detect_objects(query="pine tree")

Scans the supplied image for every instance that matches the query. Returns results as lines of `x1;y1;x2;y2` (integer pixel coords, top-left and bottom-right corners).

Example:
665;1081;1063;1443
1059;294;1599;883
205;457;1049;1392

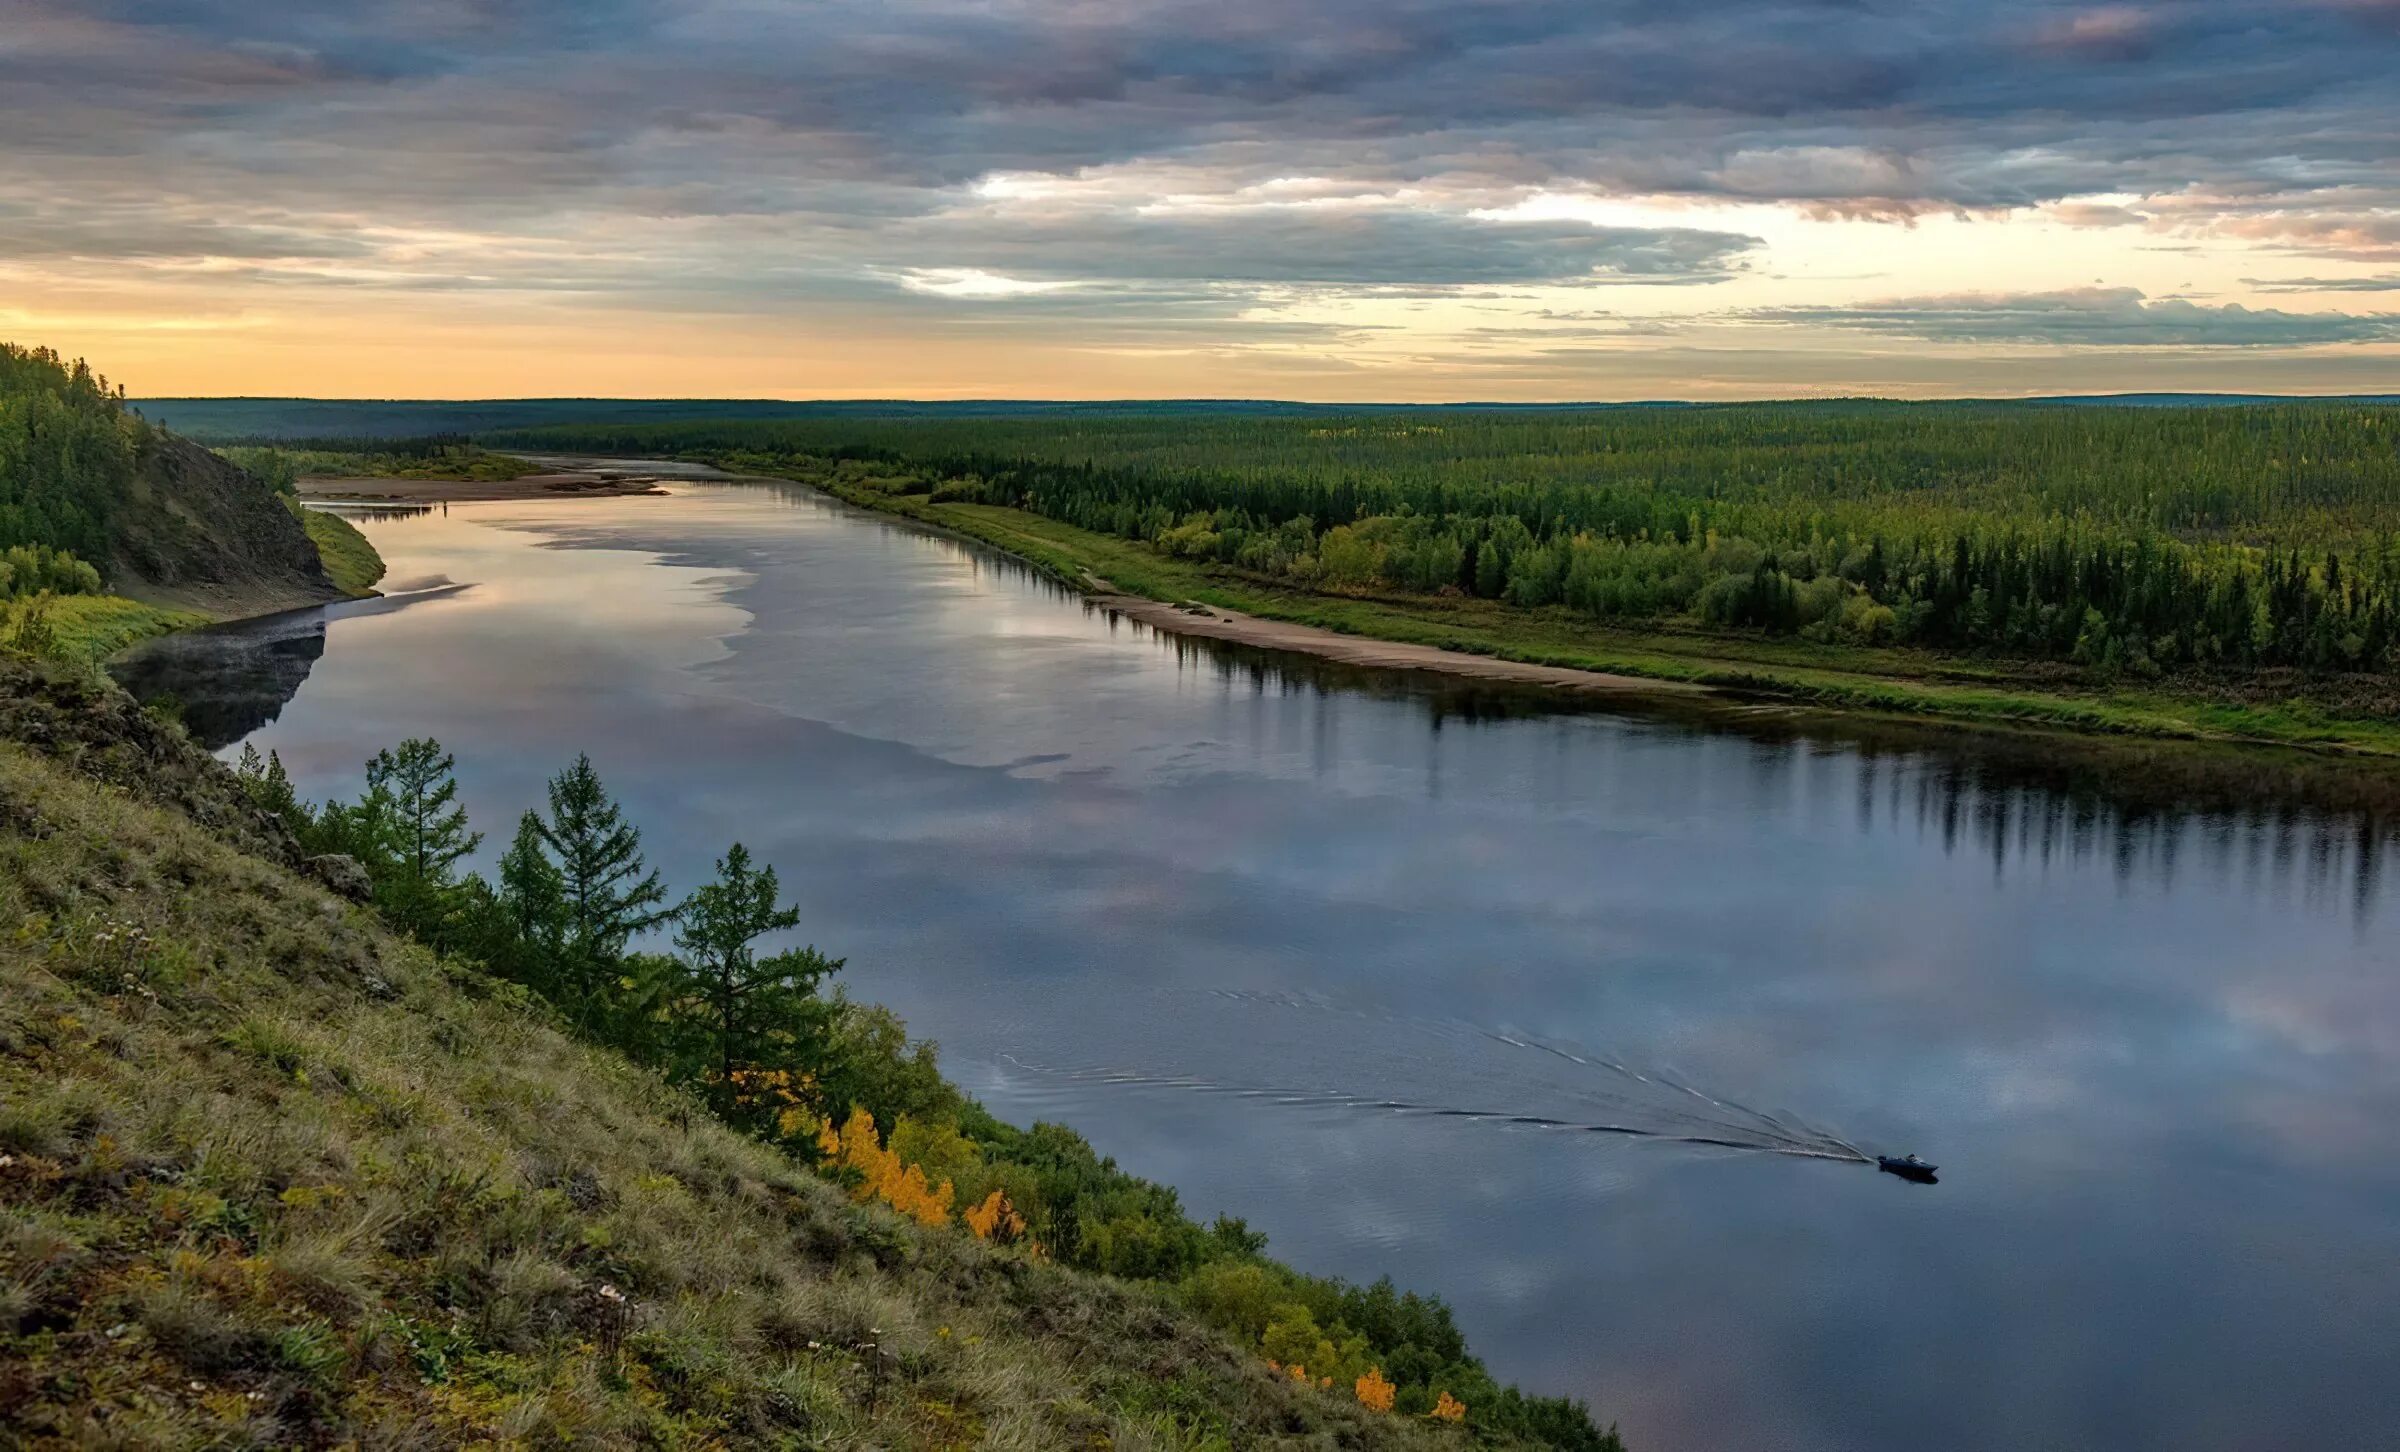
673;842;842;1116
493;809;568;991
360;738;480;940
534;753;670;1008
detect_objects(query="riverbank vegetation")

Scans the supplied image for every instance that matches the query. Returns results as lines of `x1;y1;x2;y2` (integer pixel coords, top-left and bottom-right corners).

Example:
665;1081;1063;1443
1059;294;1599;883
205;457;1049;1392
1;347;200;661
7;657;1593;1448
493;404;2400;752
208;731;1614;1445
4;341;382;662
218;437;539;490
291;503;386;597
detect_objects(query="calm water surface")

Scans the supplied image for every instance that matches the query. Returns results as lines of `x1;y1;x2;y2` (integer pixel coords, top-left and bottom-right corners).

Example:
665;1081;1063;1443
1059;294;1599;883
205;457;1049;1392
117;477;2400;1451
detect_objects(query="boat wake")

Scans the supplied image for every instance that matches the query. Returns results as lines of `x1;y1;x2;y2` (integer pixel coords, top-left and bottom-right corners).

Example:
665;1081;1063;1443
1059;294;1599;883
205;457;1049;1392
1000;989;1873;1167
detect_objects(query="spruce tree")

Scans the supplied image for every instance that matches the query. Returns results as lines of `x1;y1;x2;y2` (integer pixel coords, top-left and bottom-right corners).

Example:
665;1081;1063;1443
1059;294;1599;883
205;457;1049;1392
494;809;568;992
672;842;842;1115
367;738;480;888
534;753;670;1011
363;737;480;940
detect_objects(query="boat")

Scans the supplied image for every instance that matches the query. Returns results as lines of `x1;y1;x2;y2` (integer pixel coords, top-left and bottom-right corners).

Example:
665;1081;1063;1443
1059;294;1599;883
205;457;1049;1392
1877;1153;1939;1183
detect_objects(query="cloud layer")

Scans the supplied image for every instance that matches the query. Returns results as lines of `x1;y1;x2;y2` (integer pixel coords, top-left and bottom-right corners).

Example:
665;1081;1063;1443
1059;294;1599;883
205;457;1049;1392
3;0;2396;394
1752;289;2400;347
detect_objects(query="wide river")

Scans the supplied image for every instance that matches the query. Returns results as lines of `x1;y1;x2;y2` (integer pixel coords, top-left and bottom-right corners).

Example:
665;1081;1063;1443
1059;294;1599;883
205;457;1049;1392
116;471;2400;1451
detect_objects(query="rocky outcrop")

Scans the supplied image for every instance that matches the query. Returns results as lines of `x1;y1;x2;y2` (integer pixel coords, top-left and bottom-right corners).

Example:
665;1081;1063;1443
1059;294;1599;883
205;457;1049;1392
110;435;339;617
0;654;304;868
306;853;374;902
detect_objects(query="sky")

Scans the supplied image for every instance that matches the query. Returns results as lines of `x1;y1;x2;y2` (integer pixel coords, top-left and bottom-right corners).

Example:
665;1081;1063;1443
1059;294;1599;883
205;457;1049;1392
4;0;2399;401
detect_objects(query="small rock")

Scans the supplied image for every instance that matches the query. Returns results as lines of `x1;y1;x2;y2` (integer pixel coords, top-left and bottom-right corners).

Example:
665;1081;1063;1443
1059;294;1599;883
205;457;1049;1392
305;853;373;902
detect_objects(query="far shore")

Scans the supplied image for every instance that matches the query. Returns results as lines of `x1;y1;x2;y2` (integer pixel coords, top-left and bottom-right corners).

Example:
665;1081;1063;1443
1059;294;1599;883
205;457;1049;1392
296;466;672;505
1086;585;1704;697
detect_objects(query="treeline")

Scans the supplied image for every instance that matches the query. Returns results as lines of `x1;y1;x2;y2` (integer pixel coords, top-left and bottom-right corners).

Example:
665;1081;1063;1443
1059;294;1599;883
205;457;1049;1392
235;740;1614;1447
0;343;147;589
216;436;534;490
498;404;2400;675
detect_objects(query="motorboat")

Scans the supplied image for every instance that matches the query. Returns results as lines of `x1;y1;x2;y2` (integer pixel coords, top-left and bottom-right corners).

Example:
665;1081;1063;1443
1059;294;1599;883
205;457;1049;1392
1877;1153;1938;1183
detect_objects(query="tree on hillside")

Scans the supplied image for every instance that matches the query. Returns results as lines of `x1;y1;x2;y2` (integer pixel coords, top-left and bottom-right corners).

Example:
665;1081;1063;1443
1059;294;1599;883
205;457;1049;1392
233;743;311;839
533;753;670;1014
494;810;567;976
369;738;481;888
672;842;843;1121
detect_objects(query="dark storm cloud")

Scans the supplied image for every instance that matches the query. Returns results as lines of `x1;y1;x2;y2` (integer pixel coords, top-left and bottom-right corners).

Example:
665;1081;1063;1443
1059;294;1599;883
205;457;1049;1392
2;0;2397;312
1749;289;2400;347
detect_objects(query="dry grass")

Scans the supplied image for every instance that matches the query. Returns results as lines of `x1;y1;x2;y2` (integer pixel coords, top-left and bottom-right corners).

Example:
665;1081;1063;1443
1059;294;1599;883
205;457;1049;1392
0;693;1466;1448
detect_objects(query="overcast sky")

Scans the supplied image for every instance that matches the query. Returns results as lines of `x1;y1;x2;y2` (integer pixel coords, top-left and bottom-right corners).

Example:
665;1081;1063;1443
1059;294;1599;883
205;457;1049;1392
6;0;2398;399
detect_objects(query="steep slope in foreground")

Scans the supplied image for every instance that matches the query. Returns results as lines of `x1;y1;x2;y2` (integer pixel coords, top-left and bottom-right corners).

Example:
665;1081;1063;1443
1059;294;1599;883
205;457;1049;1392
0;662;1471;1450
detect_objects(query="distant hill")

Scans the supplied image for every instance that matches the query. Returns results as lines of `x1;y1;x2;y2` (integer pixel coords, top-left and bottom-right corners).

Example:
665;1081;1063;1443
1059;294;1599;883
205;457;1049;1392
131;396;1707;441
134;391;2400;443
5;345;337;619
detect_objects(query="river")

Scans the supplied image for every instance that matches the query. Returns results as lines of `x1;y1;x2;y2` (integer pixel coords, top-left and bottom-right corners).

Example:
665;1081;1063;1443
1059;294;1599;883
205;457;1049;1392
112;471;2400;1451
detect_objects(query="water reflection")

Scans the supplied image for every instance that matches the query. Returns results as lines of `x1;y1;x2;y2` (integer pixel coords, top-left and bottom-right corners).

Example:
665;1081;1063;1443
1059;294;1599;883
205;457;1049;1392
110;480;2400;1452
111;612;327;749
308;502;437;524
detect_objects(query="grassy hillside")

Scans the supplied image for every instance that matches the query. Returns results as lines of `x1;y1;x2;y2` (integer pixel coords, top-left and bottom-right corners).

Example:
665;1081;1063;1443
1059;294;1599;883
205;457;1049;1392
290;504;386;598
0;660;1599;1449
2;344;352;664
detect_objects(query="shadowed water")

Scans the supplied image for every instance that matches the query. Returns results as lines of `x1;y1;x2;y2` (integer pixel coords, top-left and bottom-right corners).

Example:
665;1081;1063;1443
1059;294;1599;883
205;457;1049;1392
113;478;2400;1452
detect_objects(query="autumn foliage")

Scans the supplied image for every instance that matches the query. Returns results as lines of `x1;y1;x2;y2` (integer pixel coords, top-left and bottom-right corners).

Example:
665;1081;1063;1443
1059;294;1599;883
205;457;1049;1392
819;1106;953;1226
1355;1366;1396;1412
963;1187;1029;1243
1432;1390;1467;1422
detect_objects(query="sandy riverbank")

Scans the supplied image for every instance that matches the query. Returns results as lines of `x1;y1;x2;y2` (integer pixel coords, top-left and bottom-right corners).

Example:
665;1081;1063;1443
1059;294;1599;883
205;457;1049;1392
296;465;672;504
1085;584;1706;697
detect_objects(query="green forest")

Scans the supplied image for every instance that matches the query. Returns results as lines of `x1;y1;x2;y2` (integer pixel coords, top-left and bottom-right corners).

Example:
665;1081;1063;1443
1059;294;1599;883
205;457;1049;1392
229;738;1613;1446
216;436;539;491
501;404;2400;679
0;344;146;596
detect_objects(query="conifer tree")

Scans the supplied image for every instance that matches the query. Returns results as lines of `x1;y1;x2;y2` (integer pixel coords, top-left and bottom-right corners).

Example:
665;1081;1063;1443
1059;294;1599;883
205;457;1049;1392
534;753;670;1008
673;842;842;1116
493;809;568;990
368;738;480;887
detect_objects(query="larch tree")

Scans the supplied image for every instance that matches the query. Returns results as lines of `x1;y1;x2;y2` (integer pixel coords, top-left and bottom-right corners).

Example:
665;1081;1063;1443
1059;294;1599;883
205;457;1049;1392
672;841;843;1117
362;737;480;942
533;753;670;1013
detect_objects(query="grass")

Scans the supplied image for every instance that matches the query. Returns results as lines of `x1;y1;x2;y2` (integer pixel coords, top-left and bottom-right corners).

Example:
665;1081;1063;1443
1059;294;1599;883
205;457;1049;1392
0;502;378;674
789;472;2400;758
0;657;1481;1450
291;501;388;597
1;595;206;667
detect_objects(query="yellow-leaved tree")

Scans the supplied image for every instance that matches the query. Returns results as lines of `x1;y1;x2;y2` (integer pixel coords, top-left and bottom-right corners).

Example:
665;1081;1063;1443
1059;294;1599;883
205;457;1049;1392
818;1107;953;1226
1355;1367;1396;1413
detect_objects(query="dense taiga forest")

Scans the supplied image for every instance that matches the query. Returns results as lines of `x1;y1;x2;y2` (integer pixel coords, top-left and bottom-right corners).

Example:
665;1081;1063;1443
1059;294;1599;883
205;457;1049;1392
501;405;2400;677
0;344;141;592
